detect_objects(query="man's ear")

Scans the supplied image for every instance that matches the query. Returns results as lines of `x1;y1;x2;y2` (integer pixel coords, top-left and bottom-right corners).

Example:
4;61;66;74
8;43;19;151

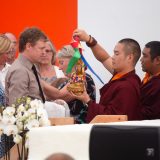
25;42;32;50
154;56;160;65
127;53;134;62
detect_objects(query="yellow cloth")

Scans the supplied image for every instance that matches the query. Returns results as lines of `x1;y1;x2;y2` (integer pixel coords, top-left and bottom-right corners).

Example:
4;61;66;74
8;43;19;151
142;72;160;84
111;73;127;81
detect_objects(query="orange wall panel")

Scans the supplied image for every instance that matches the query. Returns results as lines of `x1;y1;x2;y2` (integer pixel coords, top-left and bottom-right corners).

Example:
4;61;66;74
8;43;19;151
1;0;77;50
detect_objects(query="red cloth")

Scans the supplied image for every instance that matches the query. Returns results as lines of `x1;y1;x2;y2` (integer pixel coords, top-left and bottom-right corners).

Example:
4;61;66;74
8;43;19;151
86;70;142;122
141;75;160;119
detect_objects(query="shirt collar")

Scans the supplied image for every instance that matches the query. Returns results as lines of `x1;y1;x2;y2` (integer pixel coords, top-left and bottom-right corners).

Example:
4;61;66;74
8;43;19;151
1;63;11;72
19;54;34;70
19;54;40;74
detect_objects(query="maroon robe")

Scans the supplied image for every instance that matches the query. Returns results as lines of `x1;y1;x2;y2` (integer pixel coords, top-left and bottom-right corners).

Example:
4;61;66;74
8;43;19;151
86;70;141;123
141;75;160;119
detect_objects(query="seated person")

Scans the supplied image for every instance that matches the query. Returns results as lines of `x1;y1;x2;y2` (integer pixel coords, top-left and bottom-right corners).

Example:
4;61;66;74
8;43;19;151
57;45;96;123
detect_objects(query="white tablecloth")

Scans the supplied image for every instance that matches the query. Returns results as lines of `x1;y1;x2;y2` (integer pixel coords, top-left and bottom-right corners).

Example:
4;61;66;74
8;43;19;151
44;101;70;118
28;120;160;160
28;124;93;160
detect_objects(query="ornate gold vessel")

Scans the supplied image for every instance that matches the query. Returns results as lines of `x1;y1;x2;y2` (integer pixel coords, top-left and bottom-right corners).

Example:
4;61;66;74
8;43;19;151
67;59;85;96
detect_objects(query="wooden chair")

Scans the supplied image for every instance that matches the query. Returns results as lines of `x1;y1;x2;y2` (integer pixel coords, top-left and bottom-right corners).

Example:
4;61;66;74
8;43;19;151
49;117;75;126
90;115;128;124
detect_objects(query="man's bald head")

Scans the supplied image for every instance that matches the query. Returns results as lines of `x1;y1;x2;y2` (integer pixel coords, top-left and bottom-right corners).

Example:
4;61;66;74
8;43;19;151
5;32;17;44
45;153;74;160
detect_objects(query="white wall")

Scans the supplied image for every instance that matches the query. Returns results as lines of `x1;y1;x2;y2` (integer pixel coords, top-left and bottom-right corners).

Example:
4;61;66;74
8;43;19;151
78;0;160;101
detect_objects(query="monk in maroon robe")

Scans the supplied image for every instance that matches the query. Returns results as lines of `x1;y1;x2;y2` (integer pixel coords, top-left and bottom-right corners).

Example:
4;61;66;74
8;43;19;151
73;29;142;122
140;41;160;119
86;70;141;122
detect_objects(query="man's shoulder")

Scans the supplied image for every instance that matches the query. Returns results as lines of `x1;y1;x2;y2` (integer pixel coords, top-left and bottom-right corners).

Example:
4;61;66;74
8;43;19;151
8;59;25;72
151;75;160;83
6;59;29;79
117;73;140;90
123;71;140;84
143;75;160;90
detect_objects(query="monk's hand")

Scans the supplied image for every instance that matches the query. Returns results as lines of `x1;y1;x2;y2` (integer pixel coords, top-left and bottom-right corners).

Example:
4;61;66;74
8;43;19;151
70;86;91;104
73;29;90;42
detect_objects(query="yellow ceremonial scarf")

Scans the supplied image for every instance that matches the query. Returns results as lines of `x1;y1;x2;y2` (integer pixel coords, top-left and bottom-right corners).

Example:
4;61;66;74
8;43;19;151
142;72;160;84
111;72;128;81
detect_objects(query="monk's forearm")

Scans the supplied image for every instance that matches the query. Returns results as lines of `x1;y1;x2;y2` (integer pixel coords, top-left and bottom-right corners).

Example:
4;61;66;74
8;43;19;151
89;42;113;74
73;29;111;64
90;43;110;63
73;29;113;73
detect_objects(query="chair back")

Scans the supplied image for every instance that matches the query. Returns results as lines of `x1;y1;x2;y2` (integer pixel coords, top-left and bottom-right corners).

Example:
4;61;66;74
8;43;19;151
90;115;128;124
49;117;74;126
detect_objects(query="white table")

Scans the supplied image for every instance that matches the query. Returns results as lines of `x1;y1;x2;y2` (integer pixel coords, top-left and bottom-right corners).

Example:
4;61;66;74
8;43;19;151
28;120;160;160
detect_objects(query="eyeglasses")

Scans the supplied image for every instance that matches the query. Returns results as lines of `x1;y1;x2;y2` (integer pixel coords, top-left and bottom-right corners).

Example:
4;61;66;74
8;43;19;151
45;49;53;54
